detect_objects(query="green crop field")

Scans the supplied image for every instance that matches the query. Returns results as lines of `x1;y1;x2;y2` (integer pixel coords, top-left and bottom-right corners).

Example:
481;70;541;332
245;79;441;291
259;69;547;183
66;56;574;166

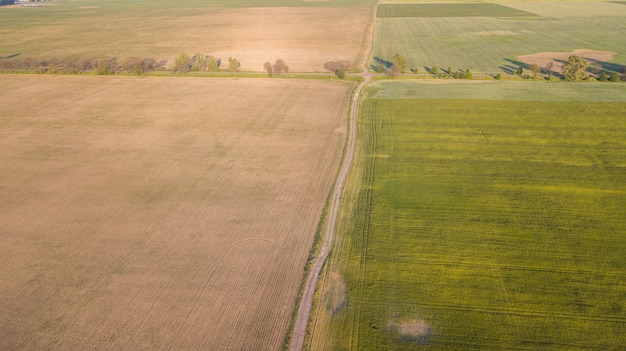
307;82;626;350
377;3;537;18
371;2;626;74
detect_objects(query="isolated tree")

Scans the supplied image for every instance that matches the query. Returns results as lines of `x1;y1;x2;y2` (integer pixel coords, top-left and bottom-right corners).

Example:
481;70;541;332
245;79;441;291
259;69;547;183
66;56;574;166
609;72;620;82
599;72;608;82
228;57;240;77
495;73;502;80
121;57;140;74
192;53;207;71
530;64;540;79
273;59;289;75
336;68;346;79
264;61;273;77
447;67;452;77
515;66;523;76
134;63;143;76
544;61;554;81
324;61;350;74
175;53;190;73
388;65;400;78
207;56;219;72
391;54;407;74
464;69;472;79
429;66;439;75
375;63;385;73
142;58;157;73
562;55;588;81
96;61;112;75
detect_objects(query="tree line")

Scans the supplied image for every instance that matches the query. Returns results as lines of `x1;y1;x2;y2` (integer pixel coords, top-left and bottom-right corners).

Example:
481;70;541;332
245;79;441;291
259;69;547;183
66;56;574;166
374;53;625;82
372;54;474;79
512;56;624;82
0;53;240;76
0;56;168;75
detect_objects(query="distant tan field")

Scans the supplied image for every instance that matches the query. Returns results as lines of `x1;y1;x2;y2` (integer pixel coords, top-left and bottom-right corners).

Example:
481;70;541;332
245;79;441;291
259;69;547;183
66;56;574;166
0;75;350;350
0;6;370;72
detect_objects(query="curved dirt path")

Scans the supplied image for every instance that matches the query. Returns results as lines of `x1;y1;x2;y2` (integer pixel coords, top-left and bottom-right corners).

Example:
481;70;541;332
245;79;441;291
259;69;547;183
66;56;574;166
289;3;378;351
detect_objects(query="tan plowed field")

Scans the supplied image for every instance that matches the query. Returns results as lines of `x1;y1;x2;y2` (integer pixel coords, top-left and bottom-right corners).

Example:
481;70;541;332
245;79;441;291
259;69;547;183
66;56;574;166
0;6;371;72
0;75;351;350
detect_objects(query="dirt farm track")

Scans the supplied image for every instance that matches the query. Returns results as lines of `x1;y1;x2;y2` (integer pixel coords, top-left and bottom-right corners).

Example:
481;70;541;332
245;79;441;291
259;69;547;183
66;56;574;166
0;75;351;350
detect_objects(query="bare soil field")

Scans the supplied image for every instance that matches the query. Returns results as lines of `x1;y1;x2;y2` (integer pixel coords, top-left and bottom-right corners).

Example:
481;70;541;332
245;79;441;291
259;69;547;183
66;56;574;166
0;6;370;72
0;75;351;350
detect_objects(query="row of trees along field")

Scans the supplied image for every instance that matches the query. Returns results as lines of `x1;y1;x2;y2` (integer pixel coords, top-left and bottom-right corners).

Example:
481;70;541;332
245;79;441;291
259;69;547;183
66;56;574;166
173;54;245;76
376;54;625;82
515;56;625;82
0;53;241;76
173;53;221;73
374;53;474;79
0;56;168;75
0;53;342;78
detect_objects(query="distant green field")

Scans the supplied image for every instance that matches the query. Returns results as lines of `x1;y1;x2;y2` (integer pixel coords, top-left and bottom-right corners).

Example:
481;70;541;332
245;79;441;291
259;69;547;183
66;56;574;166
377;3;536;18
371;2;626;74
308;84;626;350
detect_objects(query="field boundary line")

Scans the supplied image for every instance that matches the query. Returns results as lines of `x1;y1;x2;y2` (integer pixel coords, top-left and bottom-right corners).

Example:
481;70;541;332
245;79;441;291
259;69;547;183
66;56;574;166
288;2;379;350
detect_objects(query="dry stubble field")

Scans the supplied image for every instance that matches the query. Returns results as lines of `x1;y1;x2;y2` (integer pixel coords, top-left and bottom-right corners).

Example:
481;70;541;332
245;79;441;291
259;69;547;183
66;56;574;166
0;5;371;72
0;75;351;350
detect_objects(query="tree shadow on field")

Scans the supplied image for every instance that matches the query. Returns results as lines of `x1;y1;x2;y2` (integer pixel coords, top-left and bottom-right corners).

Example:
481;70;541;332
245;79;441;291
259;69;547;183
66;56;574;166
1;53;21;59
372;56;393;70
499;64;517;74
586;58;625;74
504;58;529;70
